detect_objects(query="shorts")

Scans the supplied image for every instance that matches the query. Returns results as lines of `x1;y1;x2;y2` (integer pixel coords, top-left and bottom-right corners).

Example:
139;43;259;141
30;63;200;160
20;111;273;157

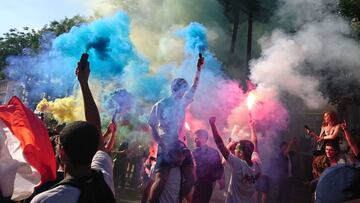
155;141;194;173
256;175;270;193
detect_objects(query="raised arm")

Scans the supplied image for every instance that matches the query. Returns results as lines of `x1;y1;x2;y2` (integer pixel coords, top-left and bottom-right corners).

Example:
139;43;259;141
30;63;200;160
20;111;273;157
76;53;102;148
184;55;204;101
250;122;258;153
209;116;230;160
341;120;359;156
103;120;117;153
284;137;295;155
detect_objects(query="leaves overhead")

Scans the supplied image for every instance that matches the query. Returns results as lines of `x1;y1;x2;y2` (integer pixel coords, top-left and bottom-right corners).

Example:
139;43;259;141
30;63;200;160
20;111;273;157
0;15;88;79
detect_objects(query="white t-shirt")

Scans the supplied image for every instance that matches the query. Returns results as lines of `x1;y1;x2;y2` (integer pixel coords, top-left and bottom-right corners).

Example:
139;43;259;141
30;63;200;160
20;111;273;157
30;151;114;203
149;165;181;203
148;94;193;150
226;154;261;203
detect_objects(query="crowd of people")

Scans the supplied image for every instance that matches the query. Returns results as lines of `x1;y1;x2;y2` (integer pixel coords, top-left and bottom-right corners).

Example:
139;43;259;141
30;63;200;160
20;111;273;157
0;53;360;203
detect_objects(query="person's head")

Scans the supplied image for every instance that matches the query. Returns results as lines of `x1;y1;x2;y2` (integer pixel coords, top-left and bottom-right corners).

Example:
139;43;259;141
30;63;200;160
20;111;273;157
235;140;254;160
118;141;129;151
58;121;99;168
171;78;189;98
194;129;208;147
316;165;360;202
279;141;288;154
312;155;330;178
324;142;338;159
322;111;337;126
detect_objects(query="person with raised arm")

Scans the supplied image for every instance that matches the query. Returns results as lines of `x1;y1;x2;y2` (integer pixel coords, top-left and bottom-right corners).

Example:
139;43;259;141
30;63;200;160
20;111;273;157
191;129;224;203
209;116;260;203
31;54;116;203
148;55;204;203
341;120;360;161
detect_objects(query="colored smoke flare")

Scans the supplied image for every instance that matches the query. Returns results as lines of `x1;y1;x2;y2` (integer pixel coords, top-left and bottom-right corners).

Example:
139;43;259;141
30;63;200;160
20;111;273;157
185;122;191;131
246;92;256;111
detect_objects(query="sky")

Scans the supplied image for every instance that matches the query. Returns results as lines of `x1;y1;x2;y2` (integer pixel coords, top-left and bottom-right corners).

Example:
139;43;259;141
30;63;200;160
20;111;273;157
0;0;91;34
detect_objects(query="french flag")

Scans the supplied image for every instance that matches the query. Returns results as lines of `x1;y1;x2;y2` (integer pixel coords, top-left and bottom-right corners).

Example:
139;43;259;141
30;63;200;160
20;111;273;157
0;96;56;201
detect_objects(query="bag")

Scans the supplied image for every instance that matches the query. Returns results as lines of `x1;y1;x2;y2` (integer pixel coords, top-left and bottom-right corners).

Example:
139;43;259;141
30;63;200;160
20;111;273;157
52;169;116;203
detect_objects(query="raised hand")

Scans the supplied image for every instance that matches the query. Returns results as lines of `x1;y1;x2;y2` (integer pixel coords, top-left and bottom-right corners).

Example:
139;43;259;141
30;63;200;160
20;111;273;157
341;120;348;131
197;54;204;71
209;116;216;124
108;120;117;134
75;53;90;85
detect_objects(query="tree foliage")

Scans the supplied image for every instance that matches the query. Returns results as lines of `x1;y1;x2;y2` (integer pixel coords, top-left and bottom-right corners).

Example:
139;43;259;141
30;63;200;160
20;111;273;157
322;0;360;108
339;0;360;38
0;15;88;79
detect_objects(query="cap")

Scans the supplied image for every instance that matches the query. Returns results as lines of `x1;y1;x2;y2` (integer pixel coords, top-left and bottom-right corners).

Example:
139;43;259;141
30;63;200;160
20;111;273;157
316;164;360;203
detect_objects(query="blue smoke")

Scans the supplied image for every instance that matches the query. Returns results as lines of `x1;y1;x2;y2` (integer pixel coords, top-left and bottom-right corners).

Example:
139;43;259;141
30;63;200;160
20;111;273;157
5;12;150;108
177;22;208;54
53;12;141;77
5;12;218;115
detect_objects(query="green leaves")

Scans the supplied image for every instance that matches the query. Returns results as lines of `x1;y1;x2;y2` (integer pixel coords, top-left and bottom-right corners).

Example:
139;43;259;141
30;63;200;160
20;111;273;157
0;15;88;78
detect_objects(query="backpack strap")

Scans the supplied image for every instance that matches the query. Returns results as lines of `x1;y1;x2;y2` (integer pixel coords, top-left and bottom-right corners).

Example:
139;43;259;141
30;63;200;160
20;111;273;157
50;176;81;190
50;169;116;203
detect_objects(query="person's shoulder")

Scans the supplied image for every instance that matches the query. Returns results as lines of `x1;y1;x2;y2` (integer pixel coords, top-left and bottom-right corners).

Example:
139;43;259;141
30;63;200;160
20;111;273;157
92;151;113;168
151;98;167;108
251;152;262;165
158;97;171;104
91;150;115;194
192;147;200;153
227;153;242;164
208;146;220;154
31;185;79;203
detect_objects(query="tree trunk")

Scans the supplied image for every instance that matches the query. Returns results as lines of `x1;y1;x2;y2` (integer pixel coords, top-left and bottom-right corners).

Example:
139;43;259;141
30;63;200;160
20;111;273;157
230;10;240;53
246;12;253;77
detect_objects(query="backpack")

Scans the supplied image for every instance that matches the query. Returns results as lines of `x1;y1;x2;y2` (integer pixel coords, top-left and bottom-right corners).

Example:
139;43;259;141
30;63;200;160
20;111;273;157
52;169;116;203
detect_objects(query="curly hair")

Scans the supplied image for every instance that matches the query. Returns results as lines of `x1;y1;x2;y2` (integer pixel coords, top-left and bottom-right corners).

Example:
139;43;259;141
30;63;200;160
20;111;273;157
312;155;330;178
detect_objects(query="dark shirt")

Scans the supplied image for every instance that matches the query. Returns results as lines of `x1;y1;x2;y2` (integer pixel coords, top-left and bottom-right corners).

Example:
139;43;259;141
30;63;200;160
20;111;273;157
277;151;295;178
192;146;224;183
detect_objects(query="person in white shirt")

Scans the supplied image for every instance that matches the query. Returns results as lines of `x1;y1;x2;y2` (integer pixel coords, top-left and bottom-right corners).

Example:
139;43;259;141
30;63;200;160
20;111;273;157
209;116;261;203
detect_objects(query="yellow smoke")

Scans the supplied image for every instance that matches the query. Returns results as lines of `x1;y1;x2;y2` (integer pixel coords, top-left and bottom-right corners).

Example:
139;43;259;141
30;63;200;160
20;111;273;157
36;97;83;123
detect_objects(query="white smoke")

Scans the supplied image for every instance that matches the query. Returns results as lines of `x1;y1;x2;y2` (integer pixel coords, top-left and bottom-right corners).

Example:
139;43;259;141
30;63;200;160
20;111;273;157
250;0;360;109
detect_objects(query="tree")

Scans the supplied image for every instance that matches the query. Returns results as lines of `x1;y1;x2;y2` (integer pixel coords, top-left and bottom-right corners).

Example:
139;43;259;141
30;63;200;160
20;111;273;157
0;15;88;79
218;0;276;86
339;0;360;38
320;0;360;108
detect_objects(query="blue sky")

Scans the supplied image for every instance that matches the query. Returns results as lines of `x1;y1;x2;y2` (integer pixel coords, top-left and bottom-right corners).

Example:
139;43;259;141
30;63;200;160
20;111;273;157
0;0;91;34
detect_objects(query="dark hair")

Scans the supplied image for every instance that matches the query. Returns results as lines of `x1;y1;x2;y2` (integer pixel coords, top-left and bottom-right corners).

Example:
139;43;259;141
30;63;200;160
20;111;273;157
238;140;254;159
171;78;189;93
59;121;99;165
325;141;339;151
118;141;129;151
195;129;209;140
